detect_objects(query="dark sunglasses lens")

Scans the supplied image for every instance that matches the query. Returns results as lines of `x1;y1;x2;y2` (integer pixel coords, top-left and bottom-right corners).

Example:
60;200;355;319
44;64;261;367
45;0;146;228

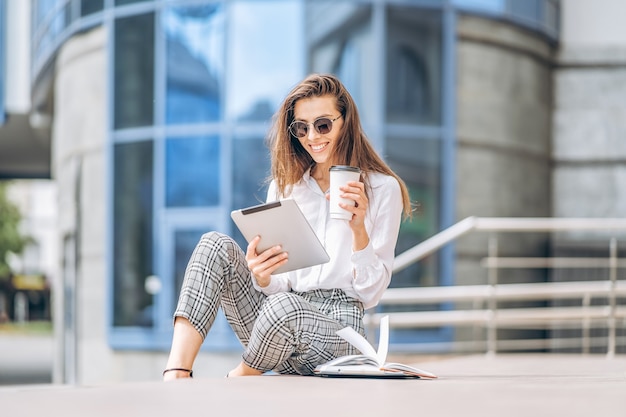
314;118;333;134
290;122;308;138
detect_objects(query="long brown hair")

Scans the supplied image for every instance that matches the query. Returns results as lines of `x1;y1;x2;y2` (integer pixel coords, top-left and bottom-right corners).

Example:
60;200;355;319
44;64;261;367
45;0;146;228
267;73;413;219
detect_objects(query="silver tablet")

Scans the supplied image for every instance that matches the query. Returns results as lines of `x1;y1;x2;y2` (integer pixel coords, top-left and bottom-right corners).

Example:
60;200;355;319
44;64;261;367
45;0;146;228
230;198;330;274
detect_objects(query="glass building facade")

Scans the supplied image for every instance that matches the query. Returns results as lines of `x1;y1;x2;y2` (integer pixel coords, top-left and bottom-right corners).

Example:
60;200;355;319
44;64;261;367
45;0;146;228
0;0;5;125
31;0;559;351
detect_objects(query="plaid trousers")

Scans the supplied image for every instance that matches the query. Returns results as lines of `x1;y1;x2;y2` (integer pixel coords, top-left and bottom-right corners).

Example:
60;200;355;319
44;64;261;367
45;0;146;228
174;231;364;375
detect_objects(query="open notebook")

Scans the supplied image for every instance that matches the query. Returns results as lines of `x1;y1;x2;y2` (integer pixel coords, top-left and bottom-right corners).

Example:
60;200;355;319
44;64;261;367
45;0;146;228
314;316;437;379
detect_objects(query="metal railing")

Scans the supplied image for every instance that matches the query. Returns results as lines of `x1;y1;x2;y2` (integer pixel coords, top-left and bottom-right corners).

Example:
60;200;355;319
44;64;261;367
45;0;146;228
367;217;626;356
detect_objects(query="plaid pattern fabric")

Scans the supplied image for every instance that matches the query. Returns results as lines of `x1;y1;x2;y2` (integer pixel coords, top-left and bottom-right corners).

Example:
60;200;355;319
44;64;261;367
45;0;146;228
174;232;265;342
245;289;364;375
174;232;365;375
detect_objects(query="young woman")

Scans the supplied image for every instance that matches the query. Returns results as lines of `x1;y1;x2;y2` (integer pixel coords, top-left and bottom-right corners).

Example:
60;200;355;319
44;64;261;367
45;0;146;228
163;73;412;380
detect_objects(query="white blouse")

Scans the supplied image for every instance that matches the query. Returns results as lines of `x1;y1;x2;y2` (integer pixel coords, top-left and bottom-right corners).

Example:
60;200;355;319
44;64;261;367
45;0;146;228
251;169;403;310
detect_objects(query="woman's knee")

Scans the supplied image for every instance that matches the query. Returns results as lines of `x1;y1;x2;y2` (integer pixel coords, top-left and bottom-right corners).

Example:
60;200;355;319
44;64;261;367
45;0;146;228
201;231;235;248
198;232;240;261
260;292;307;320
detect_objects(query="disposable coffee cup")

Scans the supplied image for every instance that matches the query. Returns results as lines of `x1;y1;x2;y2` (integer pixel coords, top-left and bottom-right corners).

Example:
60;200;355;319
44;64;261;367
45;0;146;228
329;165;361;220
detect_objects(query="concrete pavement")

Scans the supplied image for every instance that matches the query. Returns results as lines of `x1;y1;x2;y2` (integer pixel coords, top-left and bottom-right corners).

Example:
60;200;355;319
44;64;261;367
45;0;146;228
0;354;624;417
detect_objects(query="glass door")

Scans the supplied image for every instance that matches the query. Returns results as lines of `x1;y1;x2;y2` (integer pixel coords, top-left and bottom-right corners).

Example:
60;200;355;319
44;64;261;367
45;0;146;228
157;214;239;351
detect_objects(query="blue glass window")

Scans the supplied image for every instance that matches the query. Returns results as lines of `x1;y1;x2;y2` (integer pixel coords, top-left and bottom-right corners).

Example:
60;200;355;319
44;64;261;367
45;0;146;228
231;136;270;210
308;2;374;122
231;135;270;246
0;0;5;125
114;13;155;129
227;1;303;121
34;0;56;28
116;0;150;5
165;135;220;207
386;6;443;290
164;5;224;124
81;0;104;16
387;6;442;125
113;140;154;327
387;136;441;286
509;0;542;22
452;0;505;12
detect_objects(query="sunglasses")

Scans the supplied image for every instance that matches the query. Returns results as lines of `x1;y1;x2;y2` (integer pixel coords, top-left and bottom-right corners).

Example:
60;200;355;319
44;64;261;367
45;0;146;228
288;115;342;138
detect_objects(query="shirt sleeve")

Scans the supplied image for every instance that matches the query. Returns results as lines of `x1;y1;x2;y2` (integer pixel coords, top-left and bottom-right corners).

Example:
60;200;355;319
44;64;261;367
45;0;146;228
251;271;290;294
350;176;403;309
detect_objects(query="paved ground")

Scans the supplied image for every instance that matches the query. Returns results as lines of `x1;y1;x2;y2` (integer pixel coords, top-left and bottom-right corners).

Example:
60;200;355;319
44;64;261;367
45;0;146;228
1;354;624;417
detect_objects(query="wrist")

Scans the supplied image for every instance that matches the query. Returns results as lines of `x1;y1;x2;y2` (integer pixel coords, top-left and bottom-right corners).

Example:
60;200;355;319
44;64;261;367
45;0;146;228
252;272;271;288
352;229;369;252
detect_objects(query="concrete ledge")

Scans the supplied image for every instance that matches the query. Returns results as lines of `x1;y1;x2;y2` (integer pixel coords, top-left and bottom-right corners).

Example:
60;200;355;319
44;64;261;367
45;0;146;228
1;355;624;417
0;334;52;385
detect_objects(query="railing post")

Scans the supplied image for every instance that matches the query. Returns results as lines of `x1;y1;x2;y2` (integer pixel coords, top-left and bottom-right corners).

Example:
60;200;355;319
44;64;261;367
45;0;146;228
582;293;590;354
607;238;617;358
487;237;498;356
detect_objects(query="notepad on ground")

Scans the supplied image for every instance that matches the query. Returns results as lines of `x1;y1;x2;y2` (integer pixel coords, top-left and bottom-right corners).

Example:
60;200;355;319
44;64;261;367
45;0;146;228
230;198;330;274
314;316;437;379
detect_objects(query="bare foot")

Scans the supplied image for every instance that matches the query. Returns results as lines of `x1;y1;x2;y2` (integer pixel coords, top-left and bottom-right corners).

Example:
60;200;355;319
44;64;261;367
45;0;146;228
227;362;263;377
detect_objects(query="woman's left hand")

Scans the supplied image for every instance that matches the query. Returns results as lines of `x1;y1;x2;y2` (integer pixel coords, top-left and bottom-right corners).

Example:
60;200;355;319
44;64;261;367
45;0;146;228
341;180;367;228
327;180;370;251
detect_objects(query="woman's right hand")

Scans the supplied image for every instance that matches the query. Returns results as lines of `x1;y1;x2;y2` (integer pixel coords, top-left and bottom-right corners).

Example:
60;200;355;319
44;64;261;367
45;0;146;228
245;235;289;287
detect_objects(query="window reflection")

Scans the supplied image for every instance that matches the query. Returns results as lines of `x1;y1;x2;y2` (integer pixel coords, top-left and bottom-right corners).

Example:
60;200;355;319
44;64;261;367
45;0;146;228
115;0;150;5
387;136;441;288
227;1;303;121
63;2;72;26
114;13;154;129
231;137;270;208
113;141;154;327
35;0;56;28
452;0;505;12
509;0;542;22
0;1;4;125
386;6;442;125
166;135;220;207
308;3;373;120
164;5;224;124
81;0;104;16
231;136;270;246
52;8;67;40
